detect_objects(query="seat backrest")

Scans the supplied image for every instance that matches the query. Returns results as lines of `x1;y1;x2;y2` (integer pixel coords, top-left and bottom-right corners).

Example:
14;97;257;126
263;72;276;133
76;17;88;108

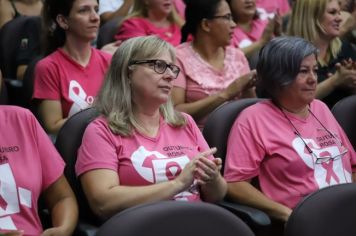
96;17;122;49
96;201;255;236
54;107;100;225
203;98;261;164
22;56;42;110
247;51;259;70
0;77;8;105
331;95;356;150
0;16;41;79
284;183;356;236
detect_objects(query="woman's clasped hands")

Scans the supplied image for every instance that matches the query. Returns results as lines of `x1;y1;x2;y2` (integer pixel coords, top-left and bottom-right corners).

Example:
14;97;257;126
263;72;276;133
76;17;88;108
174;147;222;189
220;70;257;101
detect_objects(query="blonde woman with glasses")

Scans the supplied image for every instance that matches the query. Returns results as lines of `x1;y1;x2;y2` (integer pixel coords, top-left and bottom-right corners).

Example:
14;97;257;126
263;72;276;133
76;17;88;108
75;36;227;220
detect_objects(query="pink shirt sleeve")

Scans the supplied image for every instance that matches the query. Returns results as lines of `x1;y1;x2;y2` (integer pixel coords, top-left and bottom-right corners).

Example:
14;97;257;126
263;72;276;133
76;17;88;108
224;113;265;182
76;118;119;176
33;57;61;100
184;113;212;154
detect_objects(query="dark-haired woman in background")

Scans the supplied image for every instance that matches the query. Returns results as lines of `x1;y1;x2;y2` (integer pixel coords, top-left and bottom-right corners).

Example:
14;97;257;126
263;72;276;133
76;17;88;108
33;0;111;135
172;0;256;129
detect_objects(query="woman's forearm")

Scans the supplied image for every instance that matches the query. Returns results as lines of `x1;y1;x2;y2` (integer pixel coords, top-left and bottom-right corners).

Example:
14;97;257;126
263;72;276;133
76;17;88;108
315;74;338;99
200;174;227;203
227;181;292;222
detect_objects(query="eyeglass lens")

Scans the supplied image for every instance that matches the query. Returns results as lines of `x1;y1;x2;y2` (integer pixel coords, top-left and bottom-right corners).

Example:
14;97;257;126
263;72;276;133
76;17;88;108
154;60;180;77
212;13;232;21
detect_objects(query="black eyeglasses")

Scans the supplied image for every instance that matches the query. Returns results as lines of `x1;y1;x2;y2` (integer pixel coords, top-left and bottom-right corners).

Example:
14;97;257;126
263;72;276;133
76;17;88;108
129;59;180;79
210;13;233;21
280;107;348;164
314;148;348;164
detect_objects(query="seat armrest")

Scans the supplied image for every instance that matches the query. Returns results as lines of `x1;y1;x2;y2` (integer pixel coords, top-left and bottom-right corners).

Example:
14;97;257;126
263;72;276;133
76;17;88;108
75;221;99;236
217;200;271;227
4;78;23;88
3;78;25;106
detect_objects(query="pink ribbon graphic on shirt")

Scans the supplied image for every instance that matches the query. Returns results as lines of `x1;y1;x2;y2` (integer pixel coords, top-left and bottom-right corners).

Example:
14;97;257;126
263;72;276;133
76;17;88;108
320;152;340;185
0;181;7;210
165;161;182;180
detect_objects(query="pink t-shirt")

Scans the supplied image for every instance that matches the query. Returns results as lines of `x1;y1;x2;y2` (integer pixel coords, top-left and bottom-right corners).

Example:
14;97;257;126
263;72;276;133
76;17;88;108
33;48;111;118
0;106;65;235
256;0;290;19
224;100;356;209
173;42;250;128
231;18;269;48
76;113;212;201
114;17;181;46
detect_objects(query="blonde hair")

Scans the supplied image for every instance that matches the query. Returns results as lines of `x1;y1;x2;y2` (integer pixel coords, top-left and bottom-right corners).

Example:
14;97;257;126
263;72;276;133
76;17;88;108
95;36;186;136
124;0;184;27
287;0;341;65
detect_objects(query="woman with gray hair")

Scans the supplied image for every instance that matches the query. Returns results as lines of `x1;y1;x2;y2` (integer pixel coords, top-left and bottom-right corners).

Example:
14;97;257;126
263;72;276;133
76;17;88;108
75;35;227;220
224;36;356;227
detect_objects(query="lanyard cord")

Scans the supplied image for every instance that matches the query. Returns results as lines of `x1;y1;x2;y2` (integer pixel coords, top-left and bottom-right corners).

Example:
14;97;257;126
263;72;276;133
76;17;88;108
278;106;314;154
274;101;344;152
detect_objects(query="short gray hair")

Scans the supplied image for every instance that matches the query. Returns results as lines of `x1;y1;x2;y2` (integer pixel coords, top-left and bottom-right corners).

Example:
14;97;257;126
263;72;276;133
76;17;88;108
256;36;318;100
95;36;186;136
